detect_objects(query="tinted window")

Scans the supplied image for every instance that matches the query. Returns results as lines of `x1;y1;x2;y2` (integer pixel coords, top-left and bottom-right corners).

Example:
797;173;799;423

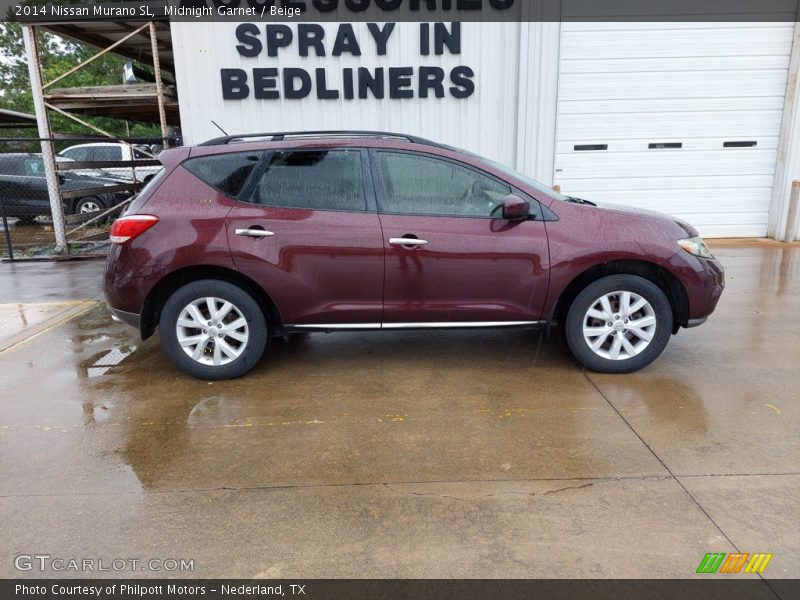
94;146;122;162
252;150;366;212
0;157;24;176
376;152;511;217
61;147;90;162
468;152;570;202
183;152;260;197
23;157;45;177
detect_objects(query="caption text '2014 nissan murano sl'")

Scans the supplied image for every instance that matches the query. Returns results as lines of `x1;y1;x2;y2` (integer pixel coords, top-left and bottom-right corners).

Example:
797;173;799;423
104;131;725;380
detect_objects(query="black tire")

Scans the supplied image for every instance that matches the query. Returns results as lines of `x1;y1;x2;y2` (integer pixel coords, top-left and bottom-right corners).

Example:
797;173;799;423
564;275;672;374
74;196;105;215
159;280;268;380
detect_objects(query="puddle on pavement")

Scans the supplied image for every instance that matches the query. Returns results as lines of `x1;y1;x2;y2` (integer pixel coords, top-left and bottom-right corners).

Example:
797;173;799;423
72;305;140;378
86;345;138;378
0;302;83;346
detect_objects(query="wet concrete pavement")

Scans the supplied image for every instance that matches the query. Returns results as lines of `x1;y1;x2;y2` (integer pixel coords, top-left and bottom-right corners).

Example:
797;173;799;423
0;241;798;580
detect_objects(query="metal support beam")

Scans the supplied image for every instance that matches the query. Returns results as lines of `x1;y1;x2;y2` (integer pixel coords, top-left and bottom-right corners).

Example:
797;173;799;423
45;101;156;160
149;22;169;149
785;181;800;242
22;25;68;255
44;101;120;138
42;23;149;90
769;20;800;240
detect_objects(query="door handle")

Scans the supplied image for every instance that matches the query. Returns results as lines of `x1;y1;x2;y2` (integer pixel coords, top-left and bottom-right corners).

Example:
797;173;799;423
235;228;275;238
389;237;428;247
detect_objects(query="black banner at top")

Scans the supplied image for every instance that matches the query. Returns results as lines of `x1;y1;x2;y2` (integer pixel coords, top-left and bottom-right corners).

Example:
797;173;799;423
2;0;800;22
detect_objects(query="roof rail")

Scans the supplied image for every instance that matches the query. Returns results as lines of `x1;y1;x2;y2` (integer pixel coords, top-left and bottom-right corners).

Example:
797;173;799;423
198;130;446;148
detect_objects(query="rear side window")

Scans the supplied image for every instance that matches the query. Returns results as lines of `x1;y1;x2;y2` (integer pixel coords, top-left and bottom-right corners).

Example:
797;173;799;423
61;147;90;162
183;152;260;197
251;150;366;212
94;146;123;161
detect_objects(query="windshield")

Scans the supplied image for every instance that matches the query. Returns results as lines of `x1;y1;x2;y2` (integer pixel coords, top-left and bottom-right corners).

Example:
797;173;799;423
465;152;569;201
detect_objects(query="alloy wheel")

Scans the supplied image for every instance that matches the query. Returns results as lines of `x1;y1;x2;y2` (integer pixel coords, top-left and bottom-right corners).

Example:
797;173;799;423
176;297;249;366
582;291;657;361
79;200;101;213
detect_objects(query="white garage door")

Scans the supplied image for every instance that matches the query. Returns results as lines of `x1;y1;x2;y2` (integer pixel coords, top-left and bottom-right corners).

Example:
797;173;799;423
554;22;795;237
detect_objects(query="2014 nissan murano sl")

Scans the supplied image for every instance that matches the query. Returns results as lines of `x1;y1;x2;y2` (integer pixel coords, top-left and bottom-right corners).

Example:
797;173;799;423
104;131;725;380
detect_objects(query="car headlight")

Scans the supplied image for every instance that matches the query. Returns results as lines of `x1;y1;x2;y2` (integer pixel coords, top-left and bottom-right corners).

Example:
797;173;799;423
678;236;714;259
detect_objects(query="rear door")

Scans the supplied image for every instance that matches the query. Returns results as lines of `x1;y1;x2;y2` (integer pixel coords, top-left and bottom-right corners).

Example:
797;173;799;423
226;148;385;327
372;150;550;325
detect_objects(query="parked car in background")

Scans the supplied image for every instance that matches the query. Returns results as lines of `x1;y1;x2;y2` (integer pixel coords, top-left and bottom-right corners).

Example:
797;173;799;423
0;153;130;222
105;131;725;380
59;142;161;183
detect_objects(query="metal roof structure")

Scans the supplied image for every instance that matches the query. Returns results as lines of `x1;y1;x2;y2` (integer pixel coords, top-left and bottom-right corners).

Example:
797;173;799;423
17;6;177;254
35;12;174;74
45;83;180;126
0;108;37;128
41;20;174;74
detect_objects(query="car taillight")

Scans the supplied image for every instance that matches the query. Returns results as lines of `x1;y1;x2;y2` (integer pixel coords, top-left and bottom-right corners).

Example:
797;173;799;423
110;215;159;244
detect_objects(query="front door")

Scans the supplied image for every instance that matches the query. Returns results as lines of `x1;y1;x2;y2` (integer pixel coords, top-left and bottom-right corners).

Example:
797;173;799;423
0;156;51;216
371;150;550;325
226;148;385;327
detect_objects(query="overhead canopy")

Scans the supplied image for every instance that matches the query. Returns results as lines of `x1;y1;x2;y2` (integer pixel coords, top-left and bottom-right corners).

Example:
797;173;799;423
45;83;180;126
0;108;37;128
26;8;178;127
37;19;175;74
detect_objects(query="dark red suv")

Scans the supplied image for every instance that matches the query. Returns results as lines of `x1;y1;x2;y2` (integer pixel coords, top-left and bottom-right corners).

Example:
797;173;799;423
104;131;724;379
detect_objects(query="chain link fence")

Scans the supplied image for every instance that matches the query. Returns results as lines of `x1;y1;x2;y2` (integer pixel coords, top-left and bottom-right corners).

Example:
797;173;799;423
1;136;169;260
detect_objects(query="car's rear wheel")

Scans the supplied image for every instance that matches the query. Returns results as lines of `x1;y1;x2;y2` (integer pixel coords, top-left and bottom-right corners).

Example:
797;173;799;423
564;275;672;373
159;280;268;380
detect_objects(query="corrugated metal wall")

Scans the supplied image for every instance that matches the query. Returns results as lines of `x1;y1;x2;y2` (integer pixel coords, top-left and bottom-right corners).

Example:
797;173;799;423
553;21;795;237
170;16;800;239
171;21;561;182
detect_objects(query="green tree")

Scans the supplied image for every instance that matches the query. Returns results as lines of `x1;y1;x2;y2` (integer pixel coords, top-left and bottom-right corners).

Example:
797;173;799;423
0;20;160;140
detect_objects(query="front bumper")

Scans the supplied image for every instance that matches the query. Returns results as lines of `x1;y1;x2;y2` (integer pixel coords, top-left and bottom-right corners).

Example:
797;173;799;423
683;254;725;323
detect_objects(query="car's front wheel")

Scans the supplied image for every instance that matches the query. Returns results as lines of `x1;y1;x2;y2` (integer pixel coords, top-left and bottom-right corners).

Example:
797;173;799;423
564;275;672;373
159;280;268;380
74;196;105;215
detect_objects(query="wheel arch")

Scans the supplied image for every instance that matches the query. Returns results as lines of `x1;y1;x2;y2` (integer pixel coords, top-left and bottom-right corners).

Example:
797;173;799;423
550;259;689;334
140;265;283;340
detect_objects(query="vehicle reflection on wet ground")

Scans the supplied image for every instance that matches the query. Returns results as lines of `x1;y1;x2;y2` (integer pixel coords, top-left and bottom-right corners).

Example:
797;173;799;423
0;240;798;579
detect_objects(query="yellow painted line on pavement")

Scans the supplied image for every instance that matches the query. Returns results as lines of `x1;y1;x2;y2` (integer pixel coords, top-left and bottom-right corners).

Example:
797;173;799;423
0;301;98;355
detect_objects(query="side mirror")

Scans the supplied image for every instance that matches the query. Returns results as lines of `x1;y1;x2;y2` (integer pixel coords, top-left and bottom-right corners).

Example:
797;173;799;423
502;194;530;220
